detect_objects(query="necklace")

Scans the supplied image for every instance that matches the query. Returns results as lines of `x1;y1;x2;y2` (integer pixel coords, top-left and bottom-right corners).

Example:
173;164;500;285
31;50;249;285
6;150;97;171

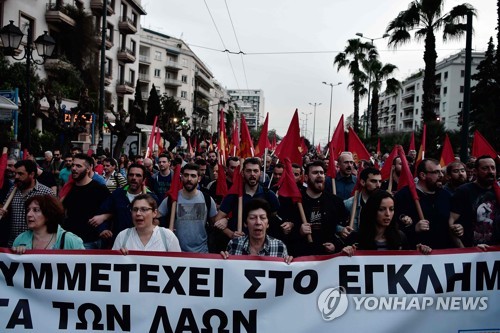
34;233;55;249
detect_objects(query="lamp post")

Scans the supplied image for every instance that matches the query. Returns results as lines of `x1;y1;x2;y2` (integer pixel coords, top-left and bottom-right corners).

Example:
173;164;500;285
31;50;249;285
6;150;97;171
322;82;342;141
0;20;55;151
355;32;389;136
98;0;108;152
308;102;321;146
301;112;312;138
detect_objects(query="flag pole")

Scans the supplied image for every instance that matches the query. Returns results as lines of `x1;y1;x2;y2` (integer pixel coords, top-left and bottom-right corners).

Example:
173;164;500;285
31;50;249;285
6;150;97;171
168;201;177;231
348;190;358;229
237;197;243;232
387;166;394;193
297;202;312;243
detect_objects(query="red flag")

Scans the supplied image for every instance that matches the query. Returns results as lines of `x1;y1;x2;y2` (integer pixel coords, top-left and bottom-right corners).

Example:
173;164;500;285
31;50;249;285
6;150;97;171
231;121;240;157
330;115;346;157
380;145;399;181
218;108;228;164
155;130;164;155
215;163;228;197
275;109;303;165
166;164;182;201
22;149;30;160
472;130;497;158
416;124;426;164
59;177;74;200
408;132;415;152
348;127;370;163
239;115;255;158
147;116;158;158
255;113;271;157
227;165;243;196
208;136;213;152
86;149;94;157
0;148;8;189
277;158;302;203
439;134;455;167
397;145;419;201
271;132;277;151
316;143;321;155
351;163;364;195
300;137;308;155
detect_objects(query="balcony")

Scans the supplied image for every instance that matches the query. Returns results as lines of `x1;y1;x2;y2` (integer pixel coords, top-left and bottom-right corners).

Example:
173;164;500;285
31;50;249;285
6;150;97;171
118;17;137;34
139;54;150;64
117;47;136;63
195;70;213;87
104;73;112;86
116;80;135;94
138;73;150;83
164;78;182;87
141;92;149;100
165;60;182;71
402;100;414;110
195;86;211;98
95;34;113;50
90;0;115;16
402;112;414;121
402;90;415;99
45;3;76;27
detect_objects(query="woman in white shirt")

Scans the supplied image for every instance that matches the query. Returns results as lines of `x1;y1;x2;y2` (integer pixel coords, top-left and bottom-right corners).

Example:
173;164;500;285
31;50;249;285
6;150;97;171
113;194;181;254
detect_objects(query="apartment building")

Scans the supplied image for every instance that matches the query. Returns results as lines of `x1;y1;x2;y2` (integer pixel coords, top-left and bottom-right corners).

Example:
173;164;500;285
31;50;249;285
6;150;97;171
377;50;485;134
138;28;216;133
227;89;265;131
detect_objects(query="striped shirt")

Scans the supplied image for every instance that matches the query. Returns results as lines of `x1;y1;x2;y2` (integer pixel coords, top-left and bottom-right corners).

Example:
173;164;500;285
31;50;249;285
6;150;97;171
104;171;127;193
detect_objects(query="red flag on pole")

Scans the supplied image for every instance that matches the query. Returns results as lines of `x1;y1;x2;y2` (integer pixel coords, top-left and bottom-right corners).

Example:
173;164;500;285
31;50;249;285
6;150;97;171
166;164;182;201
215;163;228;197
231;121;240;157
218;108;228;165
380;145;399;181
271;132;277;151
348;127;370;163
472;130;498;158
255;113;271;157
316;143;321;155
239;115;255;158
439;134;455;167
277;158;302;203
416;124;427;164
397;146;419;201
275;109;303;165
146;116;158;158
409;132;415;152
327;115;346;178
227;165;244;196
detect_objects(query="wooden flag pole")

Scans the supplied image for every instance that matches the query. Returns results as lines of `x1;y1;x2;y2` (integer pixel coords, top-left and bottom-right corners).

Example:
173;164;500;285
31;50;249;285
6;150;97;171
237;196;243;232
332;179;336;196
168;201;177;231
0;187;17;221
297;202;312;243
349;190;359;229
387;166;394;193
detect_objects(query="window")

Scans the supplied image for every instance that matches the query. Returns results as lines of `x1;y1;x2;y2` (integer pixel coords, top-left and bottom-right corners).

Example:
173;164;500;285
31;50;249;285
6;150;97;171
444;72;448;80
105;58;112;76
118;64;125;82
416;83;420;90
155;51;162;61
442;117;445;123
460;86;464;93
459;101;463;108
416;96;419;102
128;69;135;83
443;87;447;95
461;70;465;77
120;3;126;18
181;75;188;83
181;91;187;99
154;69;161;77
442;101;446;112
106;24;114;42
415;109;418;114
130;40;136;53
182;59;188;66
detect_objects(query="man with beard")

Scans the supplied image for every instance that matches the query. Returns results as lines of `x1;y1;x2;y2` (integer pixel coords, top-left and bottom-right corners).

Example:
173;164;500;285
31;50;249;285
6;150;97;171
395;158;453;249
62;154;110;249
213;157;280;251
334;152;357;200
207;157;240;205
0;160;54;246
339;167;382;240
157;163;217;253
449;155;499;246
88;164;159;245
294;160;348;256
381;156;402;193
150;154;172;199
58;155;73;186
267;162;284;191
443;161;467;194
207;151;218;180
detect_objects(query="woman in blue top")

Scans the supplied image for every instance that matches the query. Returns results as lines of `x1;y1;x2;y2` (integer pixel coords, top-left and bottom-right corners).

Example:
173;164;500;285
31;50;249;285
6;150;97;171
11;195;84;253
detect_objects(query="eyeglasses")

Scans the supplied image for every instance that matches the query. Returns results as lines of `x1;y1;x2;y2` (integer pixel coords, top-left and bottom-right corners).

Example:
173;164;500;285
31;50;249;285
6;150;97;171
131;207;153;213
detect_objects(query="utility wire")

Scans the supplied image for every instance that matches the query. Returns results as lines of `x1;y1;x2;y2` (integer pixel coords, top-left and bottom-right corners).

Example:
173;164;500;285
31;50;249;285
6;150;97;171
224;0;249;90
203;0;239;88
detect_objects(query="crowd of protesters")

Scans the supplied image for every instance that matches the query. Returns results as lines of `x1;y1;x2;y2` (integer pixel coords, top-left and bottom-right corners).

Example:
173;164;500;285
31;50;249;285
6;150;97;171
0;145;498;262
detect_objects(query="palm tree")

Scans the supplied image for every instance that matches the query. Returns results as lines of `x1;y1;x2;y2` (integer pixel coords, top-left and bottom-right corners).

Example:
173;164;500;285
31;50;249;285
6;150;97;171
334;39;373;132
386;0;475;123
363;49;401;138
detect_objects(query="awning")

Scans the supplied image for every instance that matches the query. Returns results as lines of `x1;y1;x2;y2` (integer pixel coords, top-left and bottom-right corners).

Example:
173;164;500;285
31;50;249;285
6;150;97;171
0;96;18;110
135;123;164;133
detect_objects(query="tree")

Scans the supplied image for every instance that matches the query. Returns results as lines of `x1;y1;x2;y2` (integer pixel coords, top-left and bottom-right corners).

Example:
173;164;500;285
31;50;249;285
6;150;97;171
470;38;500;151
133;82;146;124
364;48;401;139
386;0;476;123
146;84;161;125
334;39;372;132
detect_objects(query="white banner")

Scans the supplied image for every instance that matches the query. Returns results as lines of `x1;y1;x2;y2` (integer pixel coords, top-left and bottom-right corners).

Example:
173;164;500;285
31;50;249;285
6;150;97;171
0;247;499;333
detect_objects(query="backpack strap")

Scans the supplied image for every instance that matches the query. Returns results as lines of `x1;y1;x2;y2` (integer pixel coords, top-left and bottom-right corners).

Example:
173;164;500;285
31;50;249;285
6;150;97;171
159;227;169;251
59;232;67;249
200;190;212;222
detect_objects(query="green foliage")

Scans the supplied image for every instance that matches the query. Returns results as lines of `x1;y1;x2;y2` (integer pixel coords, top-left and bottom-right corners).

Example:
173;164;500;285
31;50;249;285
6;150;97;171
29;129;57;157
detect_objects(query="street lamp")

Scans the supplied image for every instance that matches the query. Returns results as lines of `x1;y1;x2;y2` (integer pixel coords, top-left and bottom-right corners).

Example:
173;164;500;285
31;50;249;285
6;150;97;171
0;20;55;150
322;82;342;141
355;32;389;136
301;112;312;138
308;102;321;146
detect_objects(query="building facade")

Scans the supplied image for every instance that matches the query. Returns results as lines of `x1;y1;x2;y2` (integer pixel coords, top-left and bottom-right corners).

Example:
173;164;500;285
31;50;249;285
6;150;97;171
227;89;265;131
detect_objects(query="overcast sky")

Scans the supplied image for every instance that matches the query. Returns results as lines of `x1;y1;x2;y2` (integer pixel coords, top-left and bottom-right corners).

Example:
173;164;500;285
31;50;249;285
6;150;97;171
141;0;497;145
